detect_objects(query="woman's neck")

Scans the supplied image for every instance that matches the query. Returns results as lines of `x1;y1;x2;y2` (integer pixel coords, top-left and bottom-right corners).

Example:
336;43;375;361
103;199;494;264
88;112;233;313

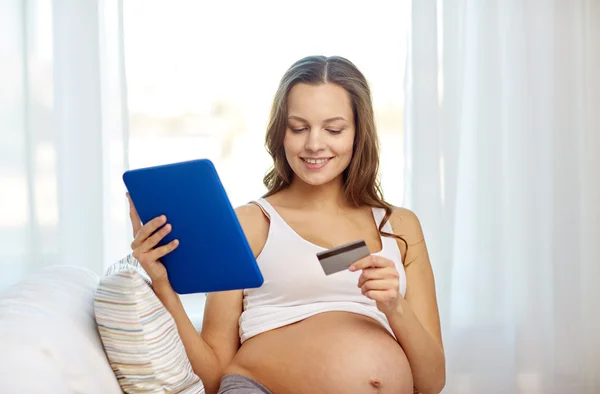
281;176;352;211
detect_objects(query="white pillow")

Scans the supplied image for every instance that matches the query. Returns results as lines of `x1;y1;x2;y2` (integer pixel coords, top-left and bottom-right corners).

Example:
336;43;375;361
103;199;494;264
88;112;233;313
94;266;205;394
0;265;122;394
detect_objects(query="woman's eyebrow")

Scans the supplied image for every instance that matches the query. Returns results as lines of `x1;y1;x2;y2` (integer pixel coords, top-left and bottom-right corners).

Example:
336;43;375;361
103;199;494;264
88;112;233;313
287;115;347;123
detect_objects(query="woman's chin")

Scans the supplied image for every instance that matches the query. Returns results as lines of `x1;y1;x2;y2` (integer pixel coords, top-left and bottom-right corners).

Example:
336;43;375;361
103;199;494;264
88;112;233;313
295;172;341;187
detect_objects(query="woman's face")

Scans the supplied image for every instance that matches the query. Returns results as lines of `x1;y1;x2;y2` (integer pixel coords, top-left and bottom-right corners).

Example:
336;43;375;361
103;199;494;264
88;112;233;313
283;83;356;187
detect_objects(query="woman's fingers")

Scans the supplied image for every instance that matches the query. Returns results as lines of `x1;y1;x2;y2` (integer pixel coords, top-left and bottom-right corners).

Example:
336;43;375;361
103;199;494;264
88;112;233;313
357;267;399;288
132;215;167;248
360;278;398;292
139;223;172;253
147;239;180;261
350;255;394;272
127;193;169;252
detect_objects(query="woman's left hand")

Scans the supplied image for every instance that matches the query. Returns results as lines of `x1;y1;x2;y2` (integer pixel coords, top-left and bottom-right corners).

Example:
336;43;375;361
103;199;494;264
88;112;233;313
350;255;402;314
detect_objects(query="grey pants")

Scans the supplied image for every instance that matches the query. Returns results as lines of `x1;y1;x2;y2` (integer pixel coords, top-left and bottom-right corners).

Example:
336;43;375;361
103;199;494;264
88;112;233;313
217;374;272;394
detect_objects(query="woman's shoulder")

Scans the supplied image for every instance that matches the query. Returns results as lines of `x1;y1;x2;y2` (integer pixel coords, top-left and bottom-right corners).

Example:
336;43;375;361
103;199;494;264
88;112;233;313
389;205;419;223
235;202;265;220
388;206;425;244
235;202;270;257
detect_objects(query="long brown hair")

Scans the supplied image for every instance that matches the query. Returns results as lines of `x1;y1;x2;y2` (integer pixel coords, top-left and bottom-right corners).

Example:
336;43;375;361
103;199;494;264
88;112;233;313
262;55;408;258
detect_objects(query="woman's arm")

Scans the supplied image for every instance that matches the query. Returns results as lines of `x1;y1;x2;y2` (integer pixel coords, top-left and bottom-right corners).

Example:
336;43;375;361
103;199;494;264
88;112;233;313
352;207;445;393
153;285;242;394
387;208;445;394
128;196;267;394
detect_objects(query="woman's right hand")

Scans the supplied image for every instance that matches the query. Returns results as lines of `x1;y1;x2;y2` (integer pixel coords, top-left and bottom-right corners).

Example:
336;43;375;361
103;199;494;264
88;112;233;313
127;193;179;290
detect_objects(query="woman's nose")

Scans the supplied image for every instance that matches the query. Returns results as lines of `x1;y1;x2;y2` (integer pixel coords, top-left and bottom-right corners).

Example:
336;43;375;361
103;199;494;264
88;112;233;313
304;129;326;152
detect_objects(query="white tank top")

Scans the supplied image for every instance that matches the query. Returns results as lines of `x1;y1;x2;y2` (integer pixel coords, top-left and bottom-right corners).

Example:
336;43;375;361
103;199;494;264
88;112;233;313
238;198;407;343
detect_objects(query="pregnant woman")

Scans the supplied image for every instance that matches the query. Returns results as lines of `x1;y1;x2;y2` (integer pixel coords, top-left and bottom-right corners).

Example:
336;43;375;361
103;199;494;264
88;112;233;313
127;56;445;394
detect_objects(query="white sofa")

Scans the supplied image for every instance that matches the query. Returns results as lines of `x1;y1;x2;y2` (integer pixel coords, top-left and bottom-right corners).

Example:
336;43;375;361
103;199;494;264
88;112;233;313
0;265;205;393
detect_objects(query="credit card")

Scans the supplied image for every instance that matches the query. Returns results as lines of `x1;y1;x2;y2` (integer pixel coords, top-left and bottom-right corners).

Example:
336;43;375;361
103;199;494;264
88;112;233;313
317;239;371;275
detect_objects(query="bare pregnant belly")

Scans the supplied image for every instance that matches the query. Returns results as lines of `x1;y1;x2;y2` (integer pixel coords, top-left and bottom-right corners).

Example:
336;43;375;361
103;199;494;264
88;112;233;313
224;312;413;394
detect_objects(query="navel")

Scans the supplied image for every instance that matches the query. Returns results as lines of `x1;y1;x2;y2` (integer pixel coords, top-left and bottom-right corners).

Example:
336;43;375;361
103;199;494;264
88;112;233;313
369;376;383;389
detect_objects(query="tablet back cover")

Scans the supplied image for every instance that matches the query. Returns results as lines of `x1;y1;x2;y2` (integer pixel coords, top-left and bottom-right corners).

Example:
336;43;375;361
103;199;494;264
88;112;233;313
123;159;264;294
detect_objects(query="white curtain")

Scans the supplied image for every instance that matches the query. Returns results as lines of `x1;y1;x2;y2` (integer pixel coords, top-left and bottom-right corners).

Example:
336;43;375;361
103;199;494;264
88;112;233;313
405;0;600;392
0;0;130;291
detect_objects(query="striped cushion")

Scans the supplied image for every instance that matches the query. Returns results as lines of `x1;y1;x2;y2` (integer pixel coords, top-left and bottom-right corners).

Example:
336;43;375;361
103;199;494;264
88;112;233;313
94;266;205;394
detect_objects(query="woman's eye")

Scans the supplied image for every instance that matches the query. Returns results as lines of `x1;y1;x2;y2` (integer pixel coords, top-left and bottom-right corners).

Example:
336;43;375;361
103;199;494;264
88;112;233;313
327;129;342;134
291;127;308;133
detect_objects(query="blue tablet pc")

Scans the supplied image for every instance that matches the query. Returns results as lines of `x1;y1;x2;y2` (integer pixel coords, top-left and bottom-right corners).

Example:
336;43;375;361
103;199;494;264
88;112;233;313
122;159;264;294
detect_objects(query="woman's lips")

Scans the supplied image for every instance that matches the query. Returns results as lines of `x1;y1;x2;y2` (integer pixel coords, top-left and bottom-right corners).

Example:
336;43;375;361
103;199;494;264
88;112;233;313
301;157;332;170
